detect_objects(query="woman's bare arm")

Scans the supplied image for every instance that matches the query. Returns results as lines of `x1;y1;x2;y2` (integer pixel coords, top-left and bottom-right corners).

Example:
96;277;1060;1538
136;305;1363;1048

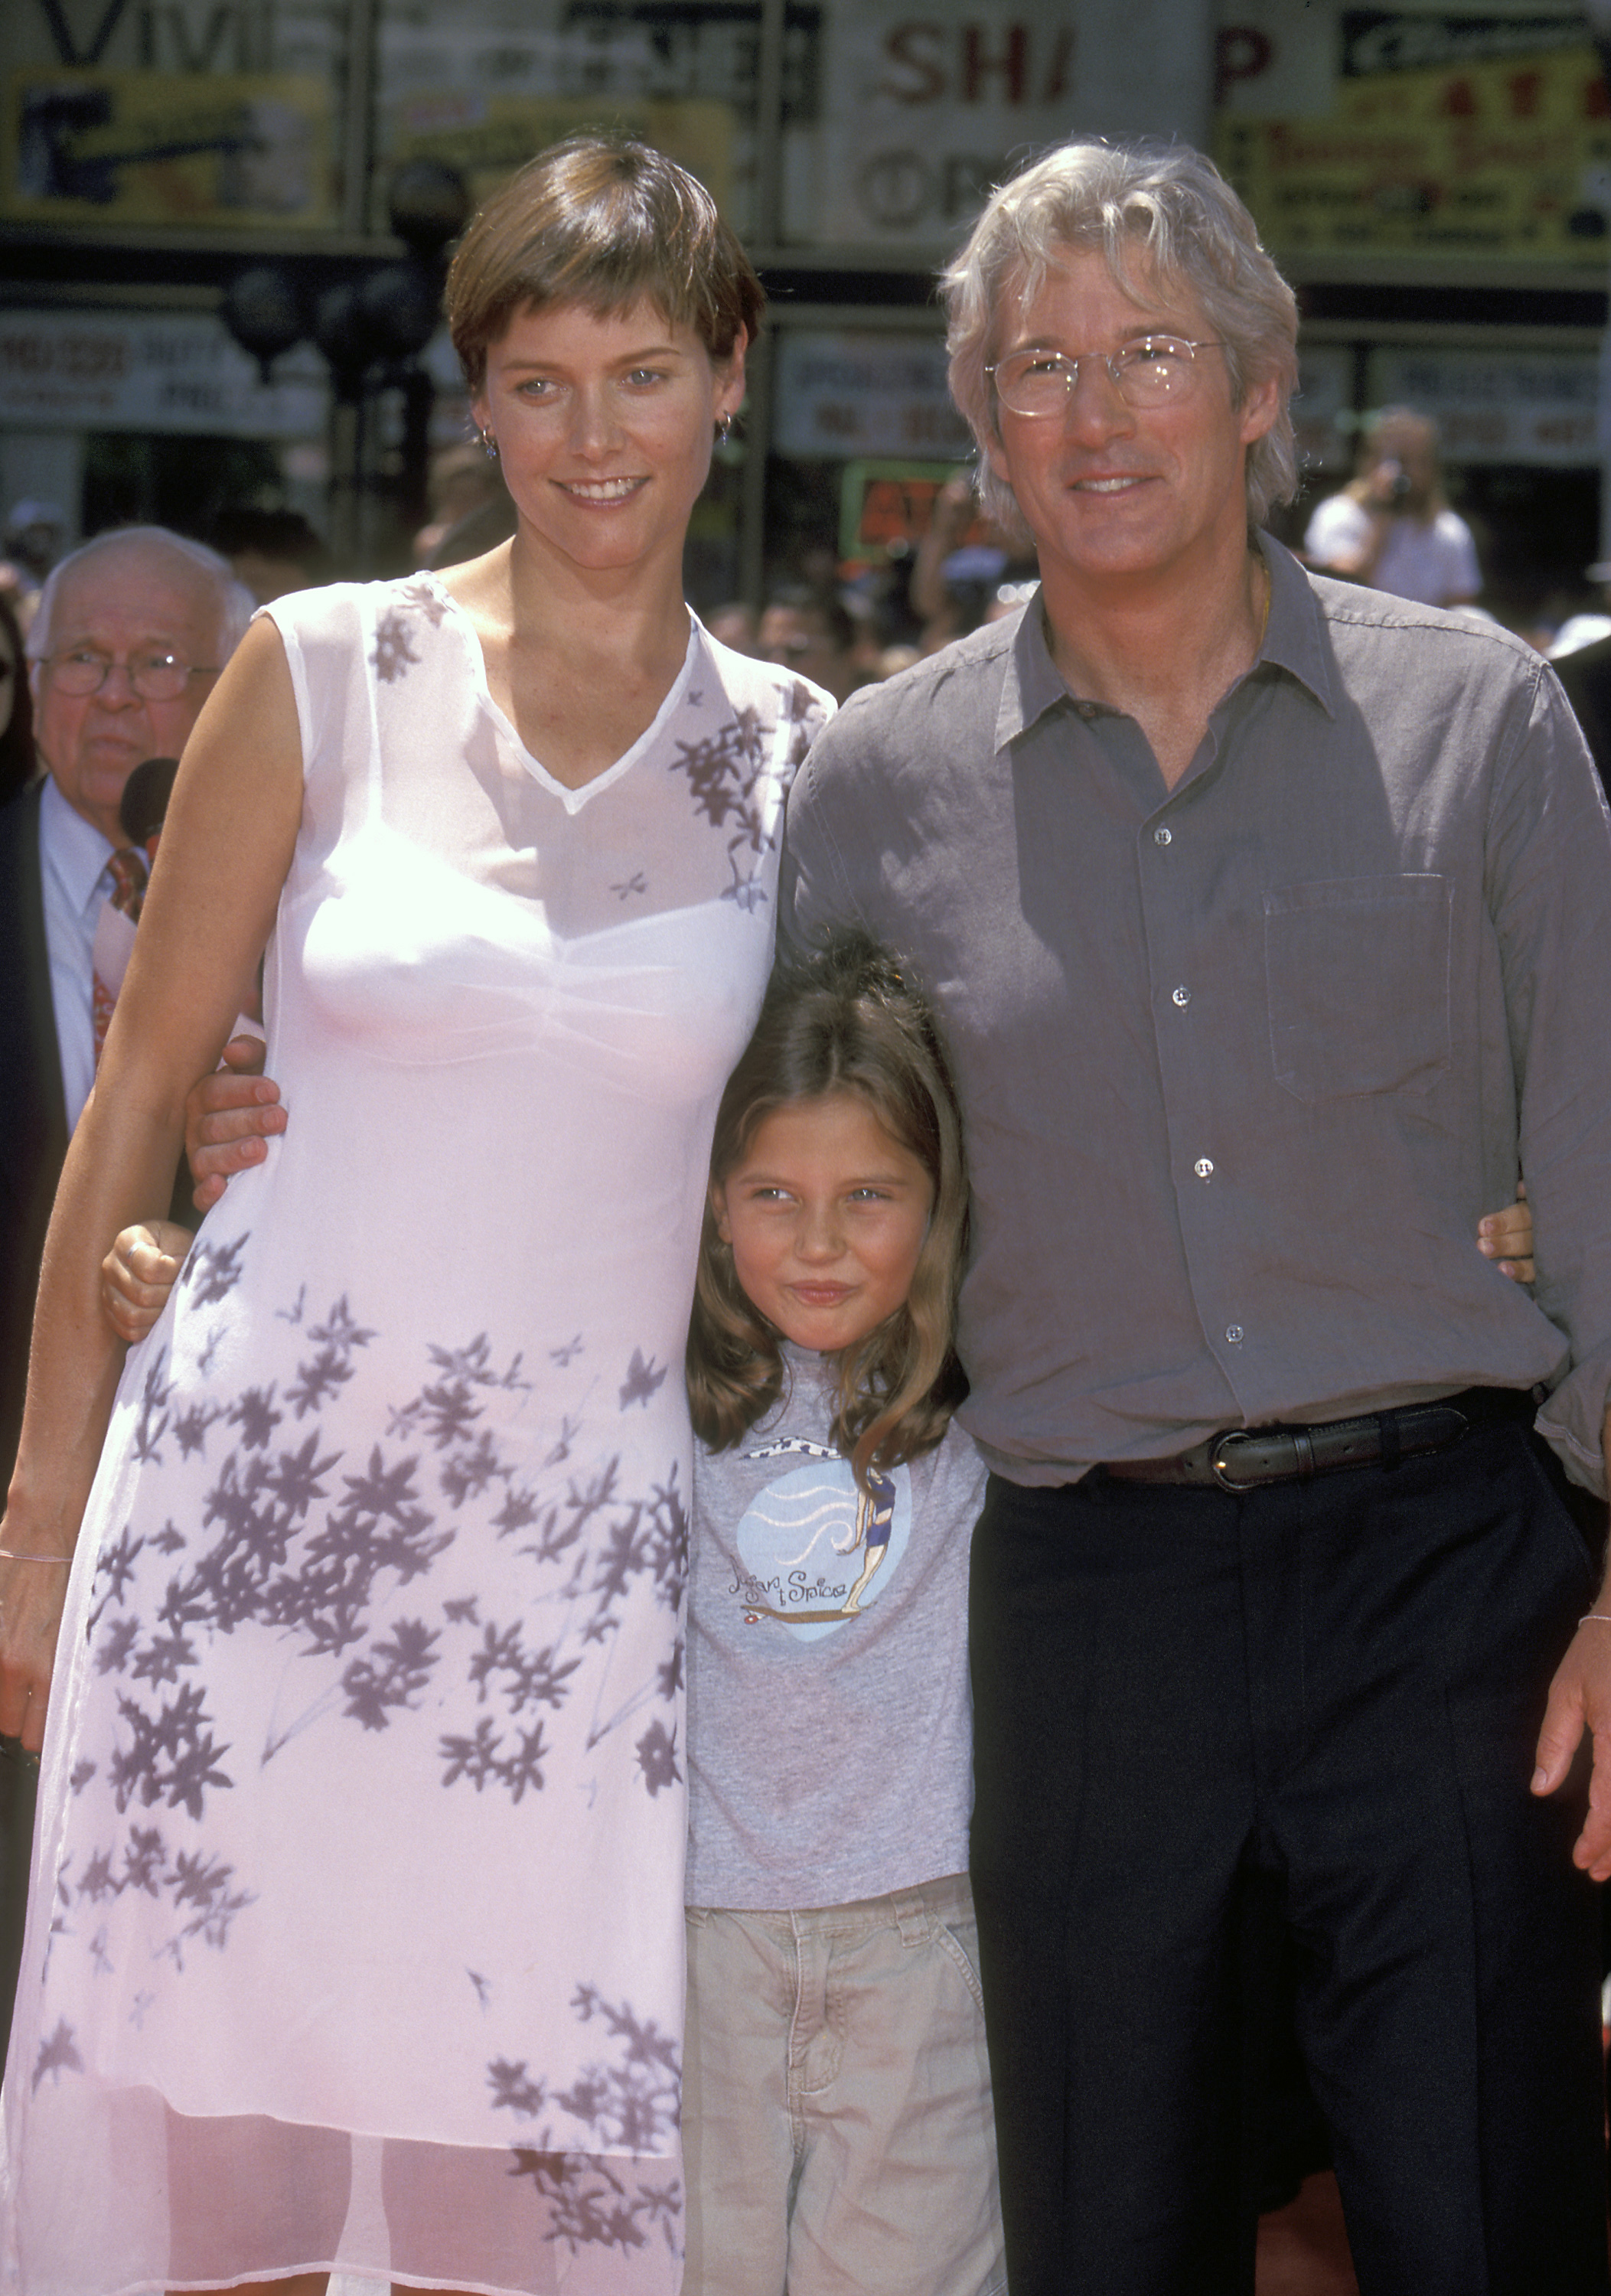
0;615;303;1748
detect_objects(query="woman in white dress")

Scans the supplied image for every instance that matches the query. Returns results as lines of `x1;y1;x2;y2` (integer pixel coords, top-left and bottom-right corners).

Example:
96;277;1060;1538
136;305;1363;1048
0;137;828;2296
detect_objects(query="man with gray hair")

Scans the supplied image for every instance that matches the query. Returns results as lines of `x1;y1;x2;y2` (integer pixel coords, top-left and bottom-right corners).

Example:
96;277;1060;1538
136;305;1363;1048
0;523;250;2057
779;140;1611;2291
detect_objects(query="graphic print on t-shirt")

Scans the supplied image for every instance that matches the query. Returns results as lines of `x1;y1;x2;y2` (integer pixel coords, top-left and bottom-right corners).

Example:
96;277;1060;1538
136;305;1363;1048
726;1434;913;1642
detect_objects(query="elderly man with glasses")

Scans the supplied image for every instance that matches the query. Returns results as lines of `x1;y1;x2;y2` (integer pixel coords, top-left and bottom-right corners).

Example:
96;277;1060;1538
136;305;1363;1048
775;139;1611;2294
0;523;250;2060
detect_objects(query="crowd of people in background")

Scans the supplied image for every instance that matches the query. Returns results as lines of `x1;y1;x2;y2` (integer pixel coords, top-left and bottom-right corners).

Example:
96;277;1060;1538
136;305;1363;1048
4;393;1611;808
8;396;1611;724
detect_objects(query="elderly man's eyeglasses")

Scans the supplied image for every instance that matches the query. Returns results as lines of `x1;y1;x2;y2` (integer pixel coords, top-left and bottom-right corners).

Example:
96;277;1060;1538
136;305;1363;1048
987;335;1223;419
41;650;217;701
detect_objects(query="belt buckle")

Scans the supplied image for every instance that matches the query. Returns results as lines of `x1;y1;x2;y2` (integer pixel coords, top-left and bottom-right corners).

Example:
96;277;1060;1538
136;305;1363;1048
1209;1430;1260;1491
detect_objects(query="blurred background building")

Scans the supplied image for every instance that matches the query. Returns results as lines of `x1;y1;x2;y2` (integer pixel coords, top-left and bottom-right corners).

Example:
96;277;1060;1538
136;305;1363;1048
4;0;1611;645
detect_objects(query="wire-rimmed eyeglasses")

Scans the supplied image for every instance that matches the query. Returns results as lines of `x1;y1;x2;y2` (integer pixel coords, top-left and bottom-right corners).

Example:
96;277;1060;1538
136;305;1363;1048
986;335;1223;419
38;650;217;702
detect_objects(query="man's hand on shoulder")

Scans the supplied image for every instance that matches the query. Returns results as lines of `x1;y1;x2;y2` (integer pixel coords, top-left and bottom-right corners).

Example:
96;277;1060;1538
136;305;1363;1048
187;1033;285;1211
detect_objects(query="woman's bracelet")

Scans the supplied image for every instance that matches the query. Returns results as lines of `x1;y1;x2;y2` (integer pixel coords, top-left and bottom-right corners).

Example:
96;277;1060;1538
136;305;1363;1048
0;1550;70;1565
1580;1613;1611;1626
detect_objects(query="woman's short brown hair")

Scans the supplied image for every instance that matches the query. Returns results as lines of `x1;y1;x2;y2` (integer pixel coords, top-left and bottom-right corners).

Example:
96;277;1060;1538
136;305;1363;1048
446;132;765;393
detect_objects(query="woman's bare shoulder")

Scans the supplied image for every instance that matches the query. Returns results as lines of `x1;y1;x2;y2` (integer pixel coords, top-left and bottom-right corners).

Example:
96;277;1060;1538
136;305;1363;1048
435;542;514;631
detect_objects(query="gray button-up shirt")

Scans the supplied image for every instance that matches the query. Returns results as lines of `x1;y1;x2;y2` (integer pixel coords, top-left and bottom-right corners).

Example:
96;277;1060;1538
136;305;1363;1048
780;538;1611;1493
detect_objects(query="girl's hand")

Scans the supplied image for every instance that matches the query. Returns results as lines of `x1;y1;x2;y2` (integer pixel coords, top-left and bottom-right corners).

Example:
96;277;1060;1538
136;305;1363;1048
1478;1182;1534;1284
101;1220;194;1344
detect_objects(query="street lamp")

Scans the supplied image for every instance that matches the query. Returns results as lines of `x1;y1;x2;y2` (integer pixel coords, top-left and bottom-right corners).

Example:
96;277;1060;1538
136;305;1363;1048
220;266;306;386
217;162;471;572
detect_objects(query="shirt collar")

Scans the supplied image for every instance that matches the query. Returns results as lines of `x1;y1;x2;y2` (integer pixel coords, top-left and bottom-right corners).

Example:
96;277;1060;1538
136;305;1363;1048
996;597;1069;749
39;771;117;918
1256;533;1336;719
996;531;1339;750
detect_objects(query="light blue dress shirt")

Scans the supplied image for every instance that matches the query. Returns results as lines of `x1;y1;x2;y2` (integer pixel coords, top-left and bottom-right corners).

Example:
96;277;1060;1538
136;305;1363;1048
38;771;116;1132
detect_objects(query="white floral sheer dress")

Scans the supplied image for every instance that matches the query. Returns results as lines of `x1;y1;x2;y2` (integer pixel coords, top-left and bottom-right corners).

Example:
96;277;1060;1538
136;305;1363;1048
0;573;828;2296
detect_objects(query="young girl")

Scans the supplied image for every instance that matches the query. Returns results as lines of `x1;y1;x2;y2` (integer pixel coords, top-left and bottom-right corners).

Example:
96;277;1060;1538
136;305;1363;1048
681;928;999;2296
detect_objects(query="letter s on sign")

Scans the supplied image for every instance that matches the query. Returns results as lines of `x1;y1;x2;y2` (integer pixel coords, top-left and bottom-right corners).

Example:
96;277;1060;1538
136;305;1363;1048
882;21;947;103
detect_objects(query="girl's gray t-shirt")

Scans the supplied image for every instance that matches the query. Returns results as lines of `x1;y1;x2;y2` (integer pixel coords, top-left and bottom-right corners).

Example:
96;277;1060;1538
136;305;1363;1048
686;1345;986;1910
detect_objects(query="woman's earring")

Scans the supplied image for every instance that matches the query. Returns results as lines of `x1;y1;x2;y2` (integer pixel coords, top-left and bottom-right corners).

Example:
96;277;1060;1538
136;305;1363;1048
479;427;499;461
716;413;733;444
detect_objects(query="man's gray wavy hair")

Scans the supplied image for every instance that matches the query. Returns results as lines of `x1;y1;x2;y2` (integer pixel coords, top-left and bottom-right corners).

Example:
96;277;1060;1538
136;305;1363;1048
943;140;1300;536
28;527;256;664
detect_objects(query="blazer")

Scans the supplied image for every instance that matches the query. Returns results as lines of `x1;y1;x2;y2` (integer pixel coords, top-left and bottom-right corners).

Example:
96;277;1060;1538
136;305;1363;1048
0;781;69;1485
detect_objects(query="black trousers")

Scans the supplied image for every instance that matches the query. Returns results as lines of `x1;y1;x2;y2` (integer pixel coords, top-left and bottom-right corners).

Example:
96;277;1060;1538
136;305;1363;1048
968;1421;1609;2296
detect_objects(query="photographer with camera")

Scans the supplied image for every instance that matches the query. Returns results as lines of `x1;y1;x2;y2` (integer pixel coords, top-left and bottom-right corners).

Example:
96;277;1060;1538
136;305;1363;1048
1303;403;1481;608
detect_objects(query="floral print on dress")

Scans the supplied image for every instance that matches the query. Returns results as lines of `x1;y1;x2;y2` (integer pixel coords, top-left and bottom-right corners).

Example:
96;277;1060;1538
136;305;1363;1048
53;1238;687;2001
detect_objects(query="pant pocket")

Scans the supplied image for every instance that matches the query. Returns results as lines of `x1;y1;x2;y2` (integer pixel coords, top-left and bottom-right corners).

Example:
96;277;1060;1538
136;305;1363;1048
931;1911;986;2012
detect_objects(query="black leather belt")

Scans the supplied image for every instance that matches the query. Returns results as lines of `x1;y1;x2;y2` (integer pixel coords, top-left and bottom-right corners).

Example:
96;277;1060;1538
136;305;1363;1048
1104;1385;1538;1493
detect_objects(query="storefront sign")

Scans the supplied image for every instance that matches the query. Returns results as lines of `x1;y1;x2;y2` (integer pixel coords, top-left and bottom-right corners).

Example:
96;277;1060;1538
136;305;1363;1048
775;333;970;460
1215;21;1611;260
1365;347;1600;461
782;5;1085;248
378;0;1199;254
0;309;326;438
377;2;768;229
386;93;732;216
2;67;335;227
2;0;336;77
380;2;820;116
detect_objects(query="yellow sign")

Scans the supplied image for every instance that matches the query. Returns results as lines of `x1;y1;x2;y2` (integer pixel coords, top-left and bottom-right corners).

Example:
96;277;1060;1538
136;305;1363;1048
1217;44;1611;261
3;68;335;230
386;97;733;218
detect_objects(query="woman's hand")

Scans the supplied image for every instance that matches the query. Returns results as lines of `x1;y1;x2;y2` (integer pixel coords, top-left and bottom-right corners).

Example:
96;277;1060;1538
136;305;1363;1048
102;1220;194;1344
1478;1182;1534;1284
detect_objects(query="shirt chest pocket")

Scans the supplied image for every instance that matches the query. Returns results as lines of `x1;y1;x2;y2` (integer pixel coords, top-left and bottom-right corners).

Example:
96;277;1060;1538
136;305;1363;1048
1263;874;1452;1101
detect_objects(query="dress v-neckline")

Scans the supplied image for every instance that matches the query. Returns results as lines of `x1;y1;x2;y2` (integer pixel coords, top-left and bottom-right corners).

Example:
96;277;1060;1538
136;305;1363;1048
420;572;699;815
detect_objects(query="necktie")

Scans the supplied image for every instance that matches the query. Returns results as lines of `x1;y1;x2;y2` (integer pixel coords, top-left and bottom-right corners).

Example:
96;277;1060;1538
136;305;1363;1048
92;846;149;1063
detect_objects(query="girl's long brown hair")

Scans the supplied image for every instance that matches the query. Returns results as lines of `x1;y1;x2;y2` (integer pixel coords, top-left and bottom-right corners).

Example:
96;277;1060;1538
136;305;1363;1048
687;931;969;1489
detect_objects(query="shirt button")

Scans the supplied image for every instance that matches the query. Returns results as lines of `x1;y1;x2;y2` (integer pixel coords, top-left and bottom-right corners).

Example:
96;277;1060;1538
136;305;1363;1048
1172;986;1191;1007
1153;825;1172;846
1195;1157;1214;1179
1225;1325;1244;1345
1076;702;1097;720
